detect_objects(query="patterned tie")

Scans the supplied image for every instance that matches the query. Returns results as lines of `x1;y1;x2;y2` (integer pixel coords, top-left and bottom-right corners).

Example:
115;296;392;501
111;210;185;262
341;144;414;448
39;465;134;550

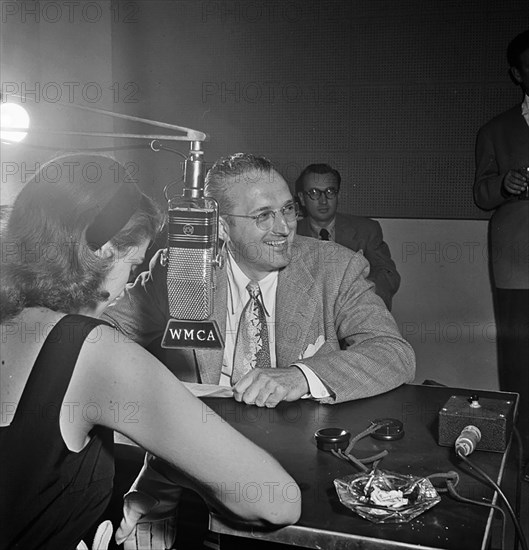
319;228;330;241
231;281;271;384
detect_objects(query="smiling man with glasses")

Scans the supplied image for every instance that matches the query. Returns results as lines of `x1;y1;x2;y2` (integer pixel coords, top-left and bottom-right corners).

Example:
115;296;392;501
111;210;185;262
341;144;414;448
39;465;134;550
106;153;415;407
106;153;414;405
296;163;401;310
103;153;415;547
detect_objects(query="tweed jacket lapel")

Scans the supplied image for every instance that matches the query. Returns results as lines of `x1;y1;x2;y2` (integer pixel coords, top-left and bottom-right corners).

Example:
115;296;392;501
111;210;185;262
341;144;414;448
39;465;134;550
296;216;312;237
194;262;228;384
195;244;320;379
276;252;318;368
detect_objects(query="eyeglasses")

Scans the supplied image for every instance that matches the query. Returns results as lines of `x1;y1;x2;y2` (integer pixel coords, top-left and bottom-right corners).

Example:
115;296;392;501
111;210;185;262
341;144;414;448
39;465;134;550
304;187;339;201
227;202;299;230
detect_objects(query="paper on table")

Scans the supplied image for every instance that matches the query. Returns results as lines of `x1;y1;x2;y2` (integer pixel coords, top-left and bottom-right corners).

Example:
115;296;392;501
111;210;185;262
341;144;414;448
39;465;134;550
183;382;234;398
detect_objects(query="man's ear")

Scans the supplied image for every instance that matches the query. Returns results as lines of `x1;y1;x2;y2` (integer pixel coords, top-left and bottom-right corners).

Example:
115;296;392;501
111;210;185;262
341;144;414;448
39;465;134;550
297;192;306;208
218;216;230;243
510;66;523;86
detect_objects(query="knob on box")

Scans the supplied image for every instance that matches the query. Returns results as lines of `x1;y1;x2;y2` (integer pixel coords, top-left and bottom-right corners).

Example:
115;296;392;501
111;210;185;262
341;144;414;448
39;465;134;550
438;394;516;452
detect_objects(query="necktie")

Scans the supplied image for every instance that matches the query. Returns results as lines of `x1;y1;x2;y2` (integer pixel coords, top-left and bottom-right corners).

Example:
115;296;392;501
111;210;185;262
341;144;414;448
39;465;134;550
319;228;330;241
231;281;272;384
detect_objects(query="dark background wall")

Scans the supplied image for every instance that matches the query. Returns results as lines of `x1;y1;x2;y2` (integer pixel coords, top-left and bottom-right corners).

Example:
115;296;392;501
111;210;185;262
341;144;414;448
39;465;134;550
109;0;528;218
2;1;527;216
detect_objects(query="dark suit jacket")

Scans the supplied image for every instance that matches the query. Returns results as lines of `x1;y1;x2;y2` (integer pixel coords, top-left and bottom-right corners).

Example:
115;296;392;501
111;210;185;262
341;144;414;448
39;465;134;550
103;236;415;403
474;103;529;289
297;213;400;310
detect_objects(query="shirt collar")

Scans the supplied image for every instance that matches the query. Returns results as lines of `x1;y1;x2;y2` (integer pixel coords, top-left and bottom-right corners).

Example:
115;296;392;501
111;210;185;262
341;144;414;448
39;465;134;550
226;252;277;316
308;217;336;240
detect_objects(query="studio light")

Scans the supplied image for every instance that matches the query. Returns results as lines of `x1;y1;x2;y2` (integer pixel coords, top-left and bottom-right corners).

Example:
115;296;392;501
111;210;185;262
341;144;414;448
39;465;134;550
0;102;30;143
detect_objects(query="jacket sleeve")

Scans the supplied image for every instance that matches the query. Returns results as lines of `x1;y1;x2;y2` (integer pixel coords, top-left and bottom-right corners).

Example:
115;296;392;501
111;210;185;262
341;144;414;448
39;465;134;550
361;220;401;310
474;125;510;211
299;252;416;404
102;249;170;347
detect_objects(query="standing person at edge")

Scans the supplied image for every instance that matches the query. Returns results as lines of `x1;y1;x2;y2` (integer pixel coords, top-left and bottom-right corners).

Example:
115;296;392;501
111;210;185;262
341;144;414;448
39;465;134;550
103;152;415;548
0;154;301;550
473;29;529;481
295;163;400;311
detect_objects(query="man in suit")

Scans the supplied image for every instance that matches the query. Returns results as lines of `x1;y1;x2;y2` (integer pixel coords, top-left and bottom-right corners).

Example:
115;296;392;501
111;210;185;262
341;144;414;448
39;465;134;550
105;153;415;547
295;163;400;310
105;153;414;404
473;29;529;481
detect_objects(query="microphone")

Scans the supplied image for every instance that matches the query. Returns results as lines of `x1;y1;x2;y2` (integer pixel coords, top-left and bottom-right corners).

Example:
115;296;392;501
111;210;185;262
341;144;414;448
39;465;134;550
455;425;481;456
166;141;215;320
161;141;224;349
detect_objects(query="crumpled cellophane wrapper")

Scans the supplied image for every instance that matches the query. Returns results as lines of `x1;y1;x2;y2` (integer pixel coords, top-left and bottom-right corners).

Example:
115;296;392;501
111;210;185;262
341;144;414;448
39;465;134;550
334;469;441;524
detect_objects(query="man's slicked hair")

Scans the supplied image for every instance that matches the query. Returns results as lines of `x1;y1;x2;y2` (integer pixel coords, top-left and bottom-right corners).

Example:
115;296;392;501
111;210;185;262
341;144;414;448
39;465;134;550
204;153;275;215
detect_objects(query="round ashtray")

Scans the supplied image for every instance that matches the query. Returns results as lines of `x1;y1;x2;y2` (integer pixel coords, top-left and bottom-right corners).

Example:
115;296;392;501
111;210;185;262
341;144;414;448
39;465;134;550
314;428;351;451
370;418;405;441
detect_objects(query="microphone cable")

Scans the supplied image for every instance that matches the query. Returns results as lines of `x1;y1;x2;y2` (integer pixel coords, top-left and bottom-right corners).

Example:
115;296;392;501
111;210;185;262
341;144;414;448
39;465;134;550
513;426;525;550
455;440;528;550
426;470;507;550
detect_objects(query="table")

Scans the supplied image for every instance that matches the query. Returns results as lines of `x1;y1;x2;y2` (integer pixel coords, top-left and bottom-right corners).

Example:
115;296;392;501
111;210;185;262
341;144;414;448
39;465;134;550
205;384;518;550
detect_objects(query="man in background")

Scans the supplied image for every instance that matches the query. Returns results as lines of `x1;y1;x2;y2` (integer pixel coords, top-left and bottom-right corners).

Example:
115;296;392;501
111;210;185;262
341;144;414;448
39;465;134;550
296;163;400;310
473;29;529;481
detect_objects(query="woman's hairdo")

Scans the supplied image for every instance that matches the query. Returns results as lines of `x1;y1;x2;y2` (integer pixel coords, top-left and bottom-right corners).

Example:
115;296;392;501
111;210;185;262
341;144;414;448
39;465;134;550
0;153;163;321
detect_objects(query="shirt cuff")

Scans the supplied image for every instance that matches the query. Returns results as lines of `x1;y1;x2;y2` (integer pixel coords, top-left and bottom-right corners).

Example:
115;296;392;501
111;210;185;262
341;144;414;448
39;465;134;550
292;363;332;399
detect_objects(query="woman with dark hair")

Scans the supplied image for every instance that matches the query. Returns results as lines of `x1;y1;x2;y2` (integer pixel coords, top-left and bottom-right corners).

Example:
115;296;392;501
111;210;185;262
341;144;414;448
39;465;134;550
0;154;301;549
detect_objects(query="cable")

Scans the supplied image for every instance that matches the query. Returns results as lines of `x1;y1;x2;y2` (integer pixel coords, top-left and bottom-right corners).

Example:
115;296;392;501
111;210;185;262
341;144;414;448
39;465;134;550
150;139;188;159
513;426;525;550
330;421;391;471
331;448;369;472
426;470;509;550
446;479;507;550
427;470;460;493
457;451;528;550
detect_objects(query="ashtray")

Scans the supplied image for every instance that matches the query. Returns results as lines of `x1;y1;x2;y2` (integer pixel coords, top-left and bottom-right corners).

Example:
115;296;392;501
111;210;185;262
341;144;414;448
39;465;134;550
334;469;440;524
314;428;351;451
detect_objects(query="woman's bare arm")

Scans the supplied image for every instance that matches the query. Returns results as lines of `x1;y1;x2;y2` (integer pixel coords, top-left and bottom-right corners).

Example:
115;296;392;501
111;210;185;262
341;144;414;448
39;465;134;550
66;325;301;527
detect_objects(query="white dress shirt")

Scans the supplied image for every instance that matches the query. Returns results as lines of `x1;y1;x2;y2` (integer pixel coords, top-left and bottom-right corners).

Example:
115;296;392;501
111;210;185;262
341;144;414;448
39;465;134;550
219;252;330;398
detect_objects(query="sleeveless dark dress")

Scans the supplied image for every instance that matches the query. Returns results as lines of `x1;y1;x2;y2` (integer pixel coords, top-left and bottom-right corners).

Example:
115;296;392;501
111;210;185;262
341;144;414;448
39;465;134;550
0;315;115;550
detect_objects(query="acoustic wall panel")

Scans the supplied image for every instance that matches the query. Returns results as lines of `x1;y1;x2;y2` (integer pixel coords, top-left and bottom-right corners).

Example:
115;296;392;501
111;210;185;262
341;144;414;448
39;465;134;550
111;0;528;219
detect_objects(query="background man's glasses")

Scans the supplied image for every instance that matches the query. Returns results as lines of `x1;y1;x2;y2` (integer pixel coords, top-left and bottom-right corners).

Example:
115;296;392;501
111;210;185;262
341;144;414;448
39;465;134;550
304;187;339;200
227;202;299;230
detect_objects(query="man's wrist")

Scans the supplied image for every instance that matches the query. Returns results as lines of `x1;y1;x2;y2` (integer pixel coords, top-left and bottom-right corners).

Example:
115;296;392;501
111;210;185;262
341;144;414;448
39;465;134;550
291;363;331;398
